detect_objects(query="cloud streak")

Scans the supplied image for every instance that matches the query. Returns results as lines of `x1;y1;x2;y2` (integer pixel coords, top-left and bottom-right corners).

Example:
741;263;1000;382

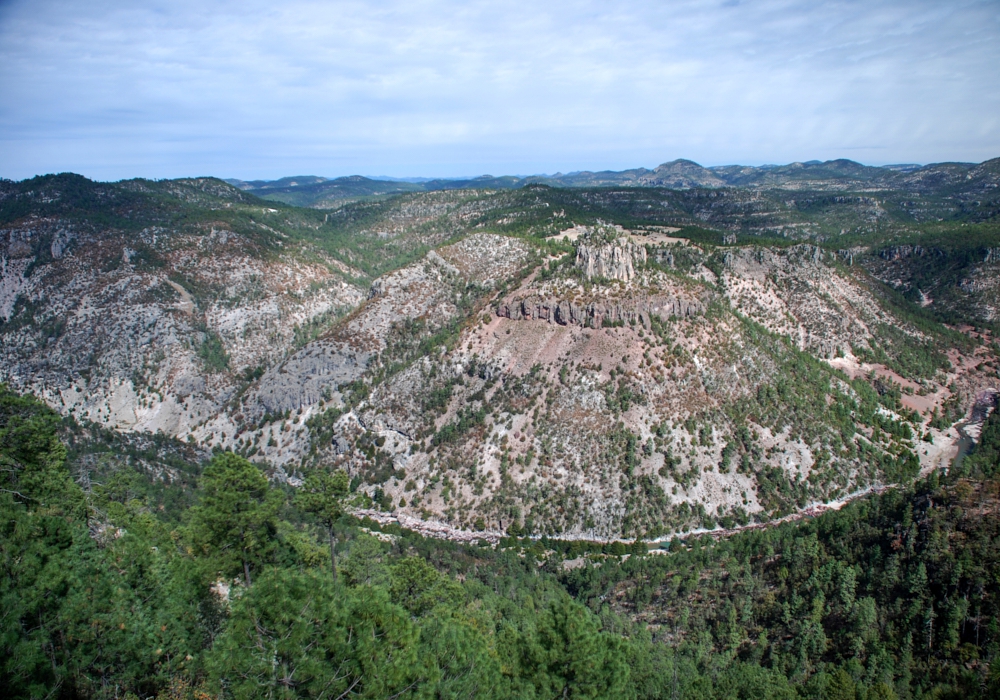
1;0;998;179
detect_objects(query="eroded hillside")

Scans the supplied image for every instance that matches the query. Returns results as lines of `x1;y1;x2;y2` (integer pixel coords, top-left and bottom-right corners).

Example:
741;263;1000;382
2;173;998;540
311;229;995;539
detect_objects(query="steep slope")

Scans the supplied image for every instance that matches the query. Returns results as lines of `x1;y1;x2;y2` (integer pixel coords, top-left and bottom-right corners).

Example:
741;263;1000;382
299;229;995;539
2;174;997;542
846;222;1000;326
0;175;366;438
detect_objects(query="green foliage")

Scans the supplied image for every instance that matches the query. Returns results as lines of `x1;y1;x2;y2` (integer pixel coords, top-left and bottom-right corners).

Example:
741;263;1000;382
957;406;1000;478
196;328;230;372
517;597;631;699
424;380;456;413
340;534;390;587
389;555;463;616
207;569;425;699
0;385;212;698
604;377;644;414
294;469;350;575
187;452;281;586
853;323;950;380
295;469;350;526
0;384;81;515
5;382;1000;699
432;406;487;446
561;470;1000;698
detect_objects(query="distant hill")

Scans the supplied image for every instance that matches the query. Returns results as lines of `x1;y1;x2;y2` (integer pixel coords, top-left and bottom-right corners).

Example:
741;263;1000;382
233;157;999;208
223;175;425;207
225;175;330;190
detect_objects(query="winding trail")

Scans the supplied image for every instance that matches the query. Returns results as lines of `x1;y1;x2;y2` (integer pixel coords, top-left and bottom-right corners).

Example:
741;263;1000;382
354;481;902;548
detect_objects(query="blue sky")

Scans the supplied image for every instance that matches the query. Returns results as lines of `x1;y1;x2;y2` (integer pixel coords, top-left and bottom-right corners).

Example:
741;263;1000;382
1;0;998;181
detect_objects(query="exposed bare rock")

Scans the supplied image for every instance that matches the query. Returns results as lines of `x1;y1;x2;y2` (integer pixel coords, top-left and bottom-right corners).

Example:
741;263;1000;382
575;238;648;282
4;174;998;544
496;294;704;328
878;245;943;262
837;246;867;265
0;255;32;321
240;234;534;449
252;342;370;415
0;217;365;438
720;244;891;358
436;233;532;284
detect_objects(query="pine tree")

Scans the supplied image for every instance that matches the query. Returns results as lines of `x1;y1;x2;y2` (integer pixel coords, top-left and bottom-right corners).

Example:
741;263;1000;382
294;469;349;578
188;452;279;587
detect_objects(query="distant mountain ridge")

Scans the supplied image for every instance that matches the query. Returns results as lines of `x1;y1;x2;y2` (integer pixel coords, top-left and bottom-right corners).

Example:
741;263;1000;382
231;157;1000;208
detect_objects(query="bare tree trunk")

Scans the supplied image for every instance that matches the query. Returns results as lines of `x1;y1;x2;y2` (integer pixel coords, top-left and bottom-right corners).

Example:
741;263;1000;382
244;557;253;588
329;524;337;580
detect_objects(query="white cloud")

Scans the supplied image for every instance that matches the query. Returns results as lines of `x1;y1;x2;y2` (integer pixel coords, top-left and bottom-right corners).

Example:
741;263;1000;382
0;0;997;179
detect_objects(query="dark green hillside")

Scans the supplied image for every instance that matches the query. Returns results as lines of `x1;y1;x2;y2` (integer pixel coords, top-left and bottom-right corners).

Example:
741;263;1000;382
0;173;457;284
244;175;426;208
852;222;1000;332
4;167;996;288
226;175;329;189
0;173;319;247
230;158;1000;227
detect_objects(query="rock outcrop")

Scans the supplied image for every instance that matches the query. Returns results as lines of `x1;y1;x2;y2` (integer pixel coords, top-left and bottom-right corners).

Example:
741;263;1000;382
496;294;704;329
575;239;647;282
878;245;943;262
252;342;370;415
836;246;867;265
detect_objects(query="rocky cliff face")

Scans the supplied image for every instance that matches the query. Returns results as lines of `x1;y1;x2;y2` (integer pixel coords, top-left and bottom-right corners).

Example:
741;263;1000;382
0;216;364;438
326;235;994;540
242;235;531;422
862;241;1000;326
496;294;704;328
0;176;373;447
878;245;943;262
575;238;648;282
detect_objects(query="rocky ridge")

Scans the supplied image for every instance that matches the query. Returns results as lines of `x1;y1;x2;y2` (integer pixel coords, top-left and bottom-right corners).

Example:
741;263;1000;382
2;174;998;542
496;294;704;329
306;235;995;540
574;236;648;282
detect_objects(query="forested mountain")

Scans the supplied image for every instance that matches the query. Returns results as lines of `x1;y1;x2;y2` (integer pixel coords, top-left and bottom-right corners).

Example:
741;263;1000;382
1;162;999;697
231;157;1000;212
2;171;998;540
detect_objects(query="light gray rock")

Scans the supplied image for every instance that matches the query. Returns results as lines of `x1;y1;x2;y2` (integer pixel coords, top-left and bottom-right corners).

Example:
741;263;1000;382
575;239;648;282
251;341;369;415
496;294;705;328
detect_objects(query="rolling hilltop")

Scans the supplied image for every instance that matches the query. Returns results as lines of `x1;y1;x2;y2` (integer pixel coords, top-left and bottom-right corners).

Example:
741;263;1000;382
2;166;998;540
227;157;1000;213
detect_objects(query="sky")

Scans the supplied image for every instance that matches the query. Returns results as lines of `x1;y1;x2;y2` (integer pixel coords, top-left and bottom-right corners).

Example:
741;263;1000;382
1;0;999;181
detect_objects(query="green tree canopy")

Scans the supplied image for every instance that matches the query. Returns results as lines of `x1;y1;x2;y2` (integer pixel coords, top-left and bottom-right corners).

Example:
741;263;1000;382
294;468;349;577
0;384;82;516
519;597;631;699
188;451;280;587
208;569;426;699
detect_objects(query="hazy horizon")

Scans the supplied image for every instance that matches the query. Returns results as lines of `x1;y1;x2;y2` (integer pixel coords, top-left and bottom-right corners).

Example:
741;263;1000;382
2;0;998;181
9;154;999;186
